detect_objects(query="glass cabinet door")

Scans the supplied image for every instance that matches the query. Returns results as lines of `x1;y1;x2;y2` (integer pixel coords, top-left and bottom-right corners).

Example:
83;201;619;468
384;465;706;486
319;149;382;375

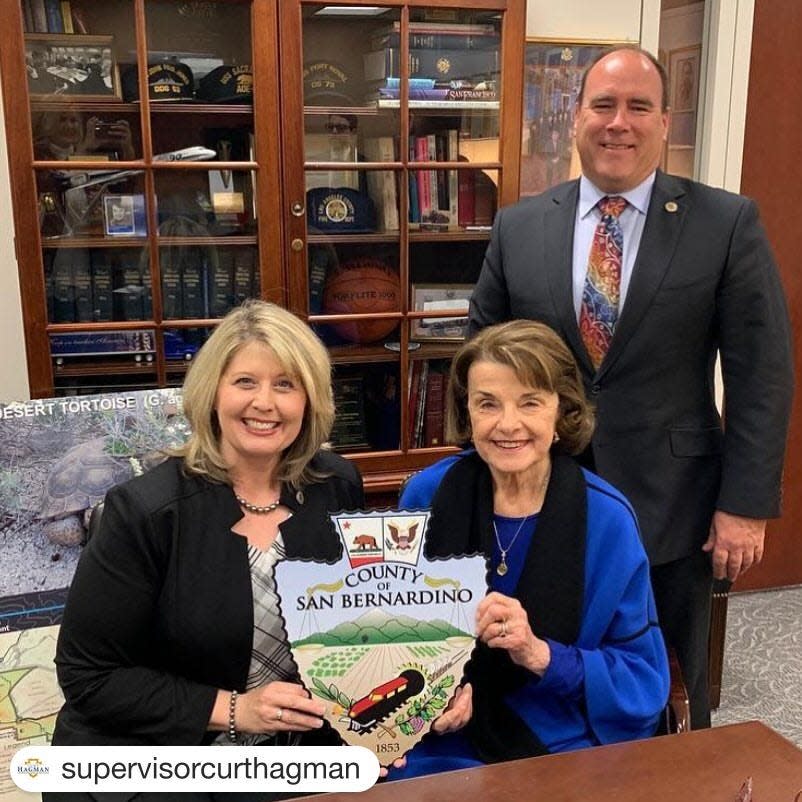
281;2;520;467
18;0;279;395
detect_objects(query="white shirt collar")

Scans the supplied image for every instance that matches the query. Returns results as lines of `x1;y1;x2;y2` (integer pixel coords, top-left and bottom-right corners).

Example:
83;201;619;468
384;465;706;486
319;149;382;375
578;172;656;219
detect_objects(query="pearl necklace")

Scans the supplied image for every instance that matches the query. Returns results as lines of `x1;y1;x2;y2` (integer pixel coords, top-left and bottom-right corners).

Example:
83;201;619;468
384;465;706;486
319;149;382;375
493;515;534;576
235;494;281;515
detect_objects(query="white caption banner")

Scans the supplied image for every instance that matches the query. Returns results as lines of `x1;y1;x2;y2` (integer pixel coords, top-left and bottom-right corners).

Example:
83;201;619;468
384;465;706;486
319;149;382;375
11;745;379;793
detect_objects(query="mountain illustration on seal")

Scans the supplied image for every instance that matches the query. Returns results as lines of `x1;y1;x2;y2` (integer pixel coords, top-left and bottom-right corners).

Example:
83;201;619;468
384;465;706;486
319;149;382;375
292;608;471;647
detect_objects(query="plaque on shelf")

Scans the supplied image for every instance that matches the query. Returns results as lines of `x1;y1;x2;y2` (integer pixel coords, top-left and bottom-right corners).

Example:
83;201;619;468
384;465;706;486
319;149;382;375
331;376;369;450
49;330;155;362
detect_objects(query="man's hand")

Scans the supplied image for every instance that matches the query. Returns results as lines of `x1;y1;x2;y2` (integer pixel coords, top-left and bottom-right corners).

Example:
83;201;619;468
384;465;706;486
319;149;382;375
702;510;766;581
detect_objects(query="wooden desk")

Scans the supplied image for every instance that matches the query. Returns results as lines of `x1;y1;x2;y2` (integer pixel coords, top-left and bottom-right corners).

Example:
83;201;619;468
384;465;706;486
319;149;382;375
308;722;802;802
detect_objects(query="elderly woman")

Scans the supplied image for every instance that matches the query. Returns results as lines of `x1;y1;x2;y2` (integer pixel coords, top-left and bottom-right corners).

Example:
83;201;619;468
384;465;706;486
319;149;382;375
394;320;669;775
52;301;363;755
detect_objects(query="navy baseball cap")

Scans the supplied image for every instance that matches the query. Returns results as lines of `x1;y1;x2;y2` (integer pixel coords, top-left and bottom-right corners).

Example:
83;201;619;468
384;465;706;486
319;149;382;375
121;61;194;102
307;187;376;233
196;65;253;103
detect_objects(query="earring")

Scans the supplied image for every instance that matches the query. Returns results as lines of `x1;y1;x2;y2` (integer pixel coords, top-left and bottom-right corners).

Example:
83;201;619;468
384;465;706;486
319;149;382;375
553;432;560;444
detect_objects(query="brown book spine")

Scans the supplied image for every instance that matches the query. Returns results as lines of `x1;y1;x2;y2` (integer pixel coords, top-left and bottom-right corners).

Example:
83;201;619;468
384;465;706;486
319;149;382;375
424;369;445;447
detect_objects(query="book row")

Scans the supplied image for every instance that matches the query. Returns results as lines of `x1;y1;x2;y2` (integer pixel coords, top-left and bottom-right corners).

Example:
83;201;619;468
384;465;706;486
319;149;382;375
368;20;500;52
407;132;495;228
45;247;259;324
408;359;449;449
22;0;83;34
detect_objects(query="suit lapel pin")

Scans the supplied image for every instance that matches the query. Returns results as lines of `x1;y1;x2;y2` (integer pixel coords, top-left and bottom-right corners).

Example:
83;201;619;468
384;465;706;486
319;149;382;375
665;201;678;213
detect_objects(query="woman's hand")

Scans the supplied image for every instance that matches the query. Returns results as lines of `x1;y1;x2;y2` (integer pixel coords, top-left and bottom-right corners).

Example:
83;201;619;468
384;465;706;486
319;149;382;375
80;118;134;159
378;757;406;779
476;592;551;676
236;681;326;734
106;119;135;160
81;116;102;152
431;682;472;734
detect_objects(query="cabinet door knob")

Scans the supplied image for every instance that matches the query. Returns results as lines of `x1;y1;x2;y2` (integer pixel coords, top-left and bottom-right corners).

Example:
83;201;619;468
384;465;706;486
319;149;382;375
290;201;305;216
290;238;305;252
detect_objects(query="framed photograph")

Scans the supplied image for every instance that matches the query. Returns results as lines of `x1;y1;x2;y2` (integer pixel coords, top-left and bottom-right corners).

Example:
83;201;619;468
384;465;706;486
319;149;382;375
25;34;119;100
520;39;628;198
411;284;474;341
669;45;701;113
103;194;146;237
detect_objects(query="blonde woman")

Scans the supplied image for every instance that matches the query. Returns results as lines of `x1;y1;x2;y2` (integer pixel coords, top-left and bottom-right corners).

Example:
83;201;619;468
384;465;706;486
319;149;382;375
53;301;362;763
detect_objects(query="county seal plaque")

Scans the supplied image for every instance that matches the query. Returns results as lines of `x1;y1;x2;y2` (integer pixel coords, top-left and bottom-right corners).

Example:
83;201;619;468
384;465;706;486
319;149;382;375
275;509;486;765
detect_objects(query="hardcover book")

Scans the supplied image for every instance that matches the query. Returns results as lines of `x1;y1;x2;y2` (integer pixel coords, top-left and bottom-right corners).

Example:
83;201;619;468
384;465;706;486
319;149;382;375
90;254;113;322
209;248;235;318
364;48;499;84
160;257;182;320
180;254;207;319
71;249;93;323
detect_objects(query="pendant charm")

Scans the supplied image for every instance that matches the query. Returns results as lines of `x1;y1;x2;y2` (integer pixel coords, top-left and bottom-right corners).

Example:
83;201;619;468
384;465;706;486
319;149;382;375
496;560;508;576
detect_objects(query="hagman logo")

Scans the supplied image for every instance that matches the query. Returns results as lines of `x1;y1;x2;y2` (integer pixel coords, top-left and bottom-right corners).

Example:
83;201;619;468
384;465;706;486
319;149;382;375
17;757;50;778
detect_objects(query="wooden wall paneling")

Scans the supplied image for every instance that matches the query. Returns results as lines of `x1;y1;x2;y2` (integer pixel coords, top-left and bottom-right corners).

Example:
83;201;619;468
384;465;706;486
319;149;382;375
736;0;802;590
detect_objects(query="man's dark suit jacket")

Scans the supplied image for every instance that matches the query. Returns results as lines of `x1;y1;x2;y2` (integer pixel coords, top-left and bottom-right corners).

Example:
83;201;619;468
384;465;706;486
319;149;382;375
469;171;793;565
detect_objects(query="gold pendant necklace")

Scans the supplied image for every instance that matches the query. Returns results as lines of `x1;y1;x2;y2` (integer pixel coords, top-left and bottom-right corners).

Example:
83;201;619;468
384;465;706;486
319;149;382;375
492;467;550;576
493;516;533;576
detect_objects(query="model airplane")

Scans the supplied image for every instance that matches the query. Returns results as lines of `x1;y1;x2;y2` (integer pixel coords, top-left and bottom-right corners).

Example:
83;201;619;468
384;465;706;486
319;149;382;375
56;146;217;189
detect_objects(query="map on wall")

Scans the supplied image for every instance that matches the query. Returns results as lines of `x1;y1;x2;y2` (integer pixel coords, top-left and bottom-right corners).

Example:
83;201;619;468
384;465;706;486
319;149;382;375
0;590;67;802
276;510;486;767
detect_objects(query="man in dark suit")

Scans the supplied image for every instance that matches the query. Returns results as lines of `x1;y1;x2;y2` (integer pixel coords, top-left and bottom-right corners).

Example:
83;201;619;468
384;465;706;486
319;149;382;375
468;45;793;728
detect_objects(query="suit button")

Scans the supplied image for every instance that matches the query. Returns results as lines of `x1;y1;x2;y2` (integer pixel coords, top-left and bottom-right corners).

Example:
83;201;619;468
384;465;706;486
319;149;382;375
591;384;601;396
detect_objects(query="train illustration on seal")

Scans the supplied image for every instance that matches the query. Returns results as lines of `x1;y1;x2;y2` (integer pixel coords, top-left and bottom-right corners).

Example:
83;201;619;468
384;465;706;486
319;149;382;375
346;668;426;733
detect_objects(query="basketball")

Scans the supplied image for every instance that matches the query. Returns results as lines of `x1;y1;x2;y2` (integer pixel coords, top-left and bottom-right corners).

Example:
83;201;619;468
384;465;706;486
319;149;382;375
323;259;400;344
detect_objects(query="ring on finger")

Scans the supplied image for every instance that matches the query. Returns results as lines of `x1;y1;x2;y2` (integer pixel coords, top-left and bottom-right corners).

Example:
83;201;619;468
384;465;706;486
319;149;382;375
275;707;283;722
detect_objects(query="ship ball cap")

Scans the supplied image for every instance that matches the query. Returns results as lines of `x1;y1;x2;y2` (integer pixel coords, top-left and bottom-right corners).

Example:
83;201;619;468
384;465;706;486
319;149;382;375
196;64;253;103
121;61;194;102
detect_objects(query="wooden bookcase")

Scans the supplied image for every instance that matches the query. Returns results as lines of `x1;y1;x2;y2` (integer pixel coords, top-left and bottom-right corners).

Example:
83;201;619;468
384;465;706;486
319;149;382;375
0;0;525;498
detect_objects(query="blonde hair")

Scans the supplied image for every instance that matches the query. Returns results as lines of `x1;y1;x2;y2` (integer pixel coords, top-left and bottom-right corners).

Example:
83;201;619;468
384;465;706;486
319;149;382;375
446;320;594;455
176;300;334;487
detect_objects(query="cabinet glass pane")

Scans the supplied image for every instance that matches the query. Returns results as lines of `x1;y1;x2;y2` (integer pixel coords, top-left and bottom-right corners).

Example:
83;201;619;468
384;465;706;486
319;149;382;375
37;169;147;240
302;5;400;109
26;0;142;159
408;166;497;232
160;243;258;321
308;241;401;347
163;326;213;383
303;6;400;243
143;2;253;155
154;170;256;237
405;7;500;167
45;245;151;325
331;362;400;453
51;327;157;398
